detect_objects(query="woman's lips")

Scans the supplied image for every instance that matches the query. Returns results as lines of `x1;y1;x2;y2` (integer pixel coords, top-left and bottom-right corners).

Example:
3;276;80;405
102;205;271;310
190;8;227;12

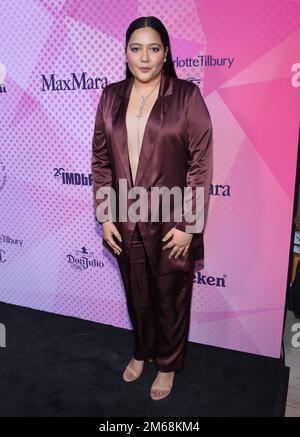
139;67;151;72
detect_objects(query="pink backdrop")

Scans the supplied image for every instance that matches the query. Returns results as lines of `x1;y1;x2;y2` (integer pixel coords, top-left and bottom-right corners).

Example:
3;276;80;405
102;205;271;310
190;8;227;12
1;0;300;358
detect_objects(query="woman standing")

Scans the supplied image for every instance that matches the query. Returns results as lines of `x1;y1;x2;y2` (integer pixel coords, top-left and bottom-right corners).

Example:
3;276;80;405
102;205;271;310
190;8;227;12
91;16;213;401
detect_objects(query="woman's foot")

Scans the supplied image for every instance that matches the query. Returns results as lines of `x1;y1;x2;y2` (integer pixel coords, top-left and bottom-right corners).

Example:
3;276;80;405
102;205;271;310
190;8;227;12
150;370;175;400
123;357;144;382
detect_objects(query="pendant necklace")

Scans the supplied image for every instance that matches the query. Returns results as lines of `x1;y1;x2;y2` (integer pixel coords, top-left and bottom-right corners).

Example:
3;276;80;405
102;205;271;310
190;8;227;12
133;81;160;158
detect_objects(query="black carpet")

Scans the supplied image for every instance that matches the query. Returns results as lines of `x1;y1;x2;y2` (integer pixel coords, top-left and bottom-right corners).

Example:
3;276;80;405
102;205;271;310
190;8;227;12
0;301;289;417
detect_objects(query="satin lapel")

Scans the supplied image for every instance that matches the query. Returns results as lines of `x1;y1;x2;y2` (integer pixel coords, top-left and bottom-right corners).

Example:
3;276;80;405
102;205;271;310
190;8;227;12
112;70;173;190
111;75;134;189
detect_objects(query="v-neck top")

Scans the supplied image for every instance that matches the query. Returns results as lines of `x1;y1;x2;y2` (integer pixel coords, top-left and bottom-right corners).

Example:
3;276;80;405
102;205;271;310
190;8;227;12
126;95;158;185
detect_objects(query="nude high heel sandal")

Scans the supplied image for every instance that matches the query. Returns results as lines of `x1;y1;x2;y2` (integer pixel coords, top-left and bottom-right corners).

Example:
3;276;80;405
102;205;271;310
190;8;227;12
150;371;175;400
123;357;154;382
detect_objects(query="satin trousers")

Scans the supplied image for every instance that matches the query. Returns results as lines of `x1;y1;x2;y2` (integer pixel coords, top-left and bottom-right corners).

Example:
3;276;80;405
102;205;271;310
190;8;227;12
117;224;195;372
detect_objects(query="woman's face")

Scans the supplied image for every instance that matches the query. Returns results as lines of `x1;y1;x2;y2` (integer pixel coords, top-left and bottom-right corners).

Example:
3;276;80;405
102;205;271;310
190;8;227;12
126;27;168;83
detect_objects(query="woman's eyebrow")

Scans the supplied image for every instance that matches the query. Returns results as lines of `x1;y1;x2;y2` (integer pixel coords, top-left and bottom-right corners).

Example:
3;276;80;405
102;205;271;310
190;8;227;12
129;42;162;46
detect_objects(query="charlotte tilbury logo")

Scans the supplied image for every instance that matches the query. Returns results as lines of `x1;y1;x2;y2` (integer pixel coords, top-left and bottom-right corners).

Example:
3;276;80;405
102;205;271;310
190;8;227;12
174;55;234;69
0;234;23;247
41;72;108;92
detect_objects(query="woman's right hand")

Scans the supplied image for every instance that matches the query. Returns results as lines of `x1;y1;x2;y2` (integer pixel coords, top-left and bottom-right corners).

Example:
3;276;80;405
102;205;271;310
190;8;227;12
102;221;122;255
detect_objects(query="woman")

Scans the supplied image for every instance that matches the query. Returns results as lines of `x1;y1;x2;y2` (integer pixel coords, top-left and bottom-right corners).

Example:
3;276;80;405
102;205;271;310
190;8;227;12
91;16;213;401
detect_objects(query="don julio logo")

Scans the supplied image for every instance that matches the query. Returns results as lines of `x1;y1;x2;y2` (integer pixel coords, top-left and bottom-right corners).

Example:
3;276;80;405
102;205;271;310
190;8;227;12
41;72;108;91
67;246;104;272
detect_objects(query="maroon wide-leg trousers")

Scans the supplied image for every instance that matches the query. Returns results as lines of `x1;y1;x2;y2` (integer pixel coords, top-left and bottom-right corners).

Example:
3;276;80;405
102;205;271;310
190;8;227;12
117;224;195;373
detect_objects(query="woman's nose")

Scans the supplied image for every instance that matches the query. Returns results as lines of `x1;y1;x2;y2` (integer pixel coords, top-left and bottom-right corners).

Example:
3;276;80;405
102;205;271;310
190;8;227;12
140;50;150;61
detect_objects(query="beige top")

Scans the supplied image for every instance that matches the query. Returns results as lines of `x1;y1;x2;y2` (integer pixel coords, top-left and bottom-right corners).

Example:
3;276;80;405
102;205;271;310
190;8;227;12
126;89;159;185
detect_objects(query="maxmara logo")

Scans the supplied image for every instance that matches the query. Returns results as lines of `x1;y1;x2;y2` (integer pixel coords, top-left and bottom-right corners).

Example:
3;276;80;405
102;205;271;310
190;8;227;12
0;63;6;93
41;72;108;92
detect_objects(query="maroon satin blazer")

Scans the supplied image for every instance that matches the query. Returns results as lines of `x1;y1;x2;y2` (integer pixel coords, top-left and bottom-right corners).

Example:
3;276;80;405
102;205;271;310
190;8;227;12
91;69;213;275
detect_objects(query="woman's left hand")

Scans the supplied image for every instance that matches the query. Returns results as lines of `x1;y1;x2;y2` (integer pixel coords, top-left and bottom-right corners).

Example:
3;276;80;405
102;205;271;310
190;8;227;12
162;227;193;259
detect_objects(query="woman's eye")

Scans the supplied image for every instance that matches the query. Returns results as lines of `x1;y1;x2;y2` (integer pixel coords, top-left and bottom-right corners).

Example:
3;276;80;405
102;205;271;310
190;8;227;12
131;47;160;53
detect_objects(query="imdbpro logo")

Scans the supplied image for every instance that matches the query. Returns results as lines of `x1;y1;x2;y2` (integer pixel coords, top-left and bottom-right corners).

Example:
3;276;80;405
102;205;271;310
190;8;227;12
0;323;6;347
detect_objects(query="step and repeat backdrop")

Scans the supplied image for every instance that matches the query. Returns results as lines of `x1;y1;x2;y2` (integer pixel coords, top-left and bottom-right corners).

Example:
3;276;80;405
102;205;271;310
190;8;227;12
1;0;299;358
